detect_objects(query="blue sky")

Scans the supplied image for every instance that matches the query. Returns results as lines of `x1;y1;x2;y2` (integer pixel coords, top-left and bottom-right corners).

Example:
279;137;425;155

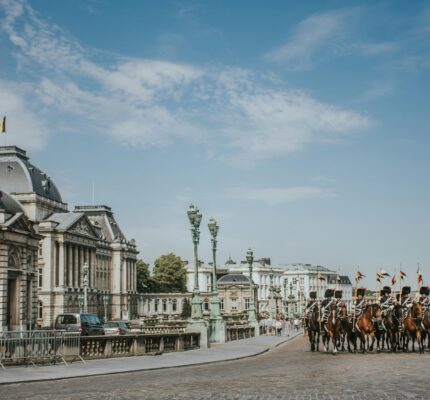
0;0;429;289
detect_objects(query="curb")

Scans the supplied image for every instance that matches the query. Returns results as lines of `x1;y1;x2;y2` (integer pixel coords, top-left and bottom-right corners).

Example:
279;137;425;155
0;333;301;386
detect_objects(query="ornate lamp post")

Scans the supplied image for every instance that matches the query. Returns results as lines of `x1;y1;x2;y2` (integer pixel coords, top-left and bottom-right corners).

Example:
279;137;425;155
269;266;276;318
246;248;258;324
83;262;89;313
288;282;295;320
102;294;109;322
187;204;203;320
207;218;225;343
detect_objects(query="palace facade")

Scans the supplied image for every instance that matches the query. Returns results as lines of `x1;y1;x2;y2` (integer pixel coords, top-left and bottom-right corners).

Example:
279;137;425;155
0;146;138;330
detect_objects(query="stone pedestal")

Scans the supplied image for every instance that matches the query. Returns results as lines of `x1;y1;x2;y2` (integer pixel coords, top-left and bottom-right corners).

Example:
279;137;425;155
209;317;226;343
250;320;260;337
186;319;209;349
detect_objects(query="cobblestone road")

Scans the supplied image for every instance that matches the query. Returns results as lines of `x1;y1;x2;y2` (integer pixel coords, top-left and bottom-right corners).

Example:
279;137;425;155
2;335;430;400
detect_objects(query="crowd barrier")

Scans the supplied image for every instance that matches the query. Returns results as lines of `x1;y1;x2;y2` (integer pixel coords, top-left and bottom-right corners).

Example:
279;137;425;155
0;330;83;369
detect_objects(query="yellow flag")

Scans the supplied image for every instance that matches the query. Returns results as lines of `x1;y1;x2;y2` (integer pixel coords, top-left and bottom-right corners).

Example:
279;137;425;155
0;116;5;133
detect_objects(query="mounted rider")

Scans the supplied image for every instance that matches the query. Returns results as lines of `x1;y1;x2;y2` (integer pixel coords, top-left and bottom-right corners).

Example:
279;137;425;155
418;286;429;312
379;286;394;316
400;286;413;321
304;291;317;319
321;289;335;324
353;288;366;318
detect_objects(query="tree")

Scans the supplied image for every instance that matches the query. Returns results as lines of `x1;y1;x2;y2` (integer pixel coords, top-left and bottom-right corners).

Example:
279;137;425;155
153;253;187;293
136;259;157;293
181;298;191;318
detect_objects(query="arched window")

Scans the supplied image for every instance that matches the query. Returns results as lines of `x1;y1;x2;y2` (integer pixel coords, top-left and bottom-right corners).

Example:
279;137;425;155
172;299;177;312
162;299;167;312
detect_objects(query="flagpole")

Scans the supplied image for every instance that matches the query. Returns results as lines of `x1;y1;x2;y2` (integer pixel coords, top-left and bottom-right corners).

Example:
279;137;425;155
352;267;359;332
399;263;402;300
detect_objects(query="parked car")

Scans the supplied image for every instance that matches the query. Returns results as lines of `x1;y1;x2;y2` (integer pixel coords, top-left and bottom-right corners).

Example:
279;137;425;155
103;321;129;335
54;313;105;336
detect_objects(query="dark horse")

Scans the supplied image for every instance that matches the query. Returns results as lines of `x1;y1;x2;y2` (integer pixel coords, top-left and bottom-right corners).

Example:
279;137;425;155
421;308;430;351
322;303;341;354
384;304;402;352
402;301;424;353
339;303;358;352
307;303;321;352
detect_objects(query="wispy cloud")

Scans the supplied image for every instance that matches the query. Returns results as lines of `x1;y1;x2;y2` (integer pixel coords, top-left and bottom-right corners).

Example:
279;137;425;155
263;8;400;70
226;186;336;206
263;9;356;70
0;0;370;161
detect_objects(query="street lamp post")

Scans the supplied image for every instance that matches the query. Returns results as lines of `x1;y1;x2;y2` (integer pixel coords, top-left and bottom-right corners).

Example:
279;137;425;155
83;262;89;313
269;266;276;318
289;282;294;320
187;204;203;320
207;218;225;343
246;249;258;324
102;294;109;322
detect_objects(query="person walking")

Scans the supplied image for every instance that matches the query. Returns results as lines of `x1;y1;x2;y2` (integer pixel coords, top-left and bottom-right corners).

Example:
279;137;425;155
275;317;282;336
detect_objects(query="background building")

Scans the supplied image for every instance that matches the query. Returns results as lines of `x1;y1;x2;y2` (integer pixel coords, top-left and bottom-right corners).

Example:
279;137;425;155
0;146;138;329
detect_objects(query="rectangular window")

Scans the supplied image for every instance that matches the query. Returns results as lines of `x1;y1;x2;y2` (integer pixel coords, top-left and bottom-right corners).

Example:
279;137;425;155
245;298;250;310
162;300;167;312
154;300;159;312
220;299;224;310
38;268;43;288
231;298;238;311
172;301;177;312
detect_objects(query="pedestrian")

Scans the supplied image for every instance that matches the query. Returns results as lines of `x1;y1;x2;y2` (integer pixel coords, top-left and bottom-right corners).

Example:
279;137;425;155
264;316;270;335
275;317;282;336
294;317;300;331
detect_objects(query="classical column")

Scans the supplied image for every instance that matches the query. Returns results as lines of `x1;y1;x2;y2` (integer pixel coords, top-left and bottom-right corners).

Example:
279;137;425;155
79;246;84;287
59;241;65;288
74;245;79;287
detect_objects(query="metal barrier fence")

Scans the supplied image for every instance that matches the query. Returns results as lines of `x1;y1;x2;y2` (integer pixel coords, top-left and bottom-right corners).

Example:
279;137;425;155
0;331;83;369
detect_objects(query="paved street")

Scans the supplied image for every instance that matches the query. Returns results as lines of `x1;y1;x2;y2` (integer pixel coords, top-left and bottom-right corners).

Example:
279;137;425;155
2;335;429;400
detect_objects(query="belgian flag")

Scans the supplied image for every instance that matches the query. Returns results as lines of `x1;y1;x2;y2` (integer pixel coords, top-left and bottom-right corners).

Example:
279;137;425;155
0;116;5;133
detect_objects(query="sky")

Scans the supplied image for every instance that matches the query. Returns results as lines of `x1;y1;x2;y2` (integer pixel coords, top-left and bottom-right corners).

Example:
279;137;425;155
0;0;429;289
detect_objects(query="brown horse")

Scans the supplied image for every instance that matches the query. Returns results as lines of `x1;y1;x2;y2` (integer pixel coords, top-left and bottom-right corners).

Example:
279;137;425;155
422;308;430;351
307;303;321;352
322;303;341;354
338;303;358;352
402;301;423;353
356;304;382;353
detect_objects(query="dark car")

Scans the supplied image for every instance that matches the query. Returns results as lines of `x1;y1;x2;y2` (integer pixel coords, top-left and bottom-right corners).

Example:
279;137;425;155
54;313;105;336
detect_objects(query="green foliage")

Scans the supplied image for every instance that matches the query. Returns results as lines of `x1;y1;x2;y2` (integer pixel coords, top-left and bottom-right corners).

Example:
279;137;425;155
136;259;157;293
153;253;187;293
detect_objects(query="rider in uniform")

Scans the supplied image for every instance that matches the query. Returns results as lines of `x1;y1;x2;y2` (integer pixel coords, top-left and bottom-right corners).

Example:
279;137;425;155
353;288;366;319
418;286;429;312
400;286;412;323
304;291;317;319
321;289;335;325
379;286;393;316
334;290;343;306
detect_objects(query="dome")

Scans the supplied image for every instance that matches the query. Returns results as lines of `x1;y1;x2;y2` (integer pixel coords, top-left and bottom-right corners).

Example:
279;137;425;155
0;146;63;203
218;273;250;284
0;190;24;214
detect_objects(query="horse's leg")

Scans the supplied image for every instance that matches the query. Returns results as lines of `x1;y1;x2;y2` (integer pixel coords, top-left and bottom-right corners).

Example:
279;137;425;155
369;332;375;352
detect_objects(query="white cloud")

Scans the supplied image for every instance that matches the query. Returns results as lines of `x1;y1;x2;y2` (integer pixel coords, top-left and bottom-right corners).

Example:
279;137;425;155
0;0;370;162
0;80;49;151
264;9;355;69
226;186;336;206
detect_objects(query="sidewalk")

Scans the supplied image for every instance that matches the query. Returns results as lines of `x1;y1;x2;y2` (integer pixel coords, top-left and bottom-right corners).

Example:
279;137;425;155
0;331;301;385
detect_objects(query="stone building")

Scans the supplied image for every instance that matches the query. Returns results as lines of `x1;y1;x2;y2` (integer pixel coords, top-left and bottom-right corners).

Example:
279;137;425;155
0;190;41;331
0;146;138;329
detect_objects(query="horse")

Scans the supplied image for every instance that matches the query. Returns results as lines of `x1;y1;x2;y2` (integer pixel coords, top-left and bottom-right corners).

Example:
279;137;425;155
356;303;382;353
383;304;402;352
421;308;430;351
322;302;341;354
338;303;358;352
402;301;423;353
307;303;321;352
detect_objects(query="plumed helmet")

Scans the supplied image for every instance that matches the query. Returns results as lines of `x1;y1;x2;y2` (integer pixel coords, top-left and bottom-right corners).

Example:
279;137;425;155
357;288;366;297
380;290;386;296
309;291;317;299
420;286;429;296
383;286;391;294
324;289;334;298
335;290;342;299
401;286;411;296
